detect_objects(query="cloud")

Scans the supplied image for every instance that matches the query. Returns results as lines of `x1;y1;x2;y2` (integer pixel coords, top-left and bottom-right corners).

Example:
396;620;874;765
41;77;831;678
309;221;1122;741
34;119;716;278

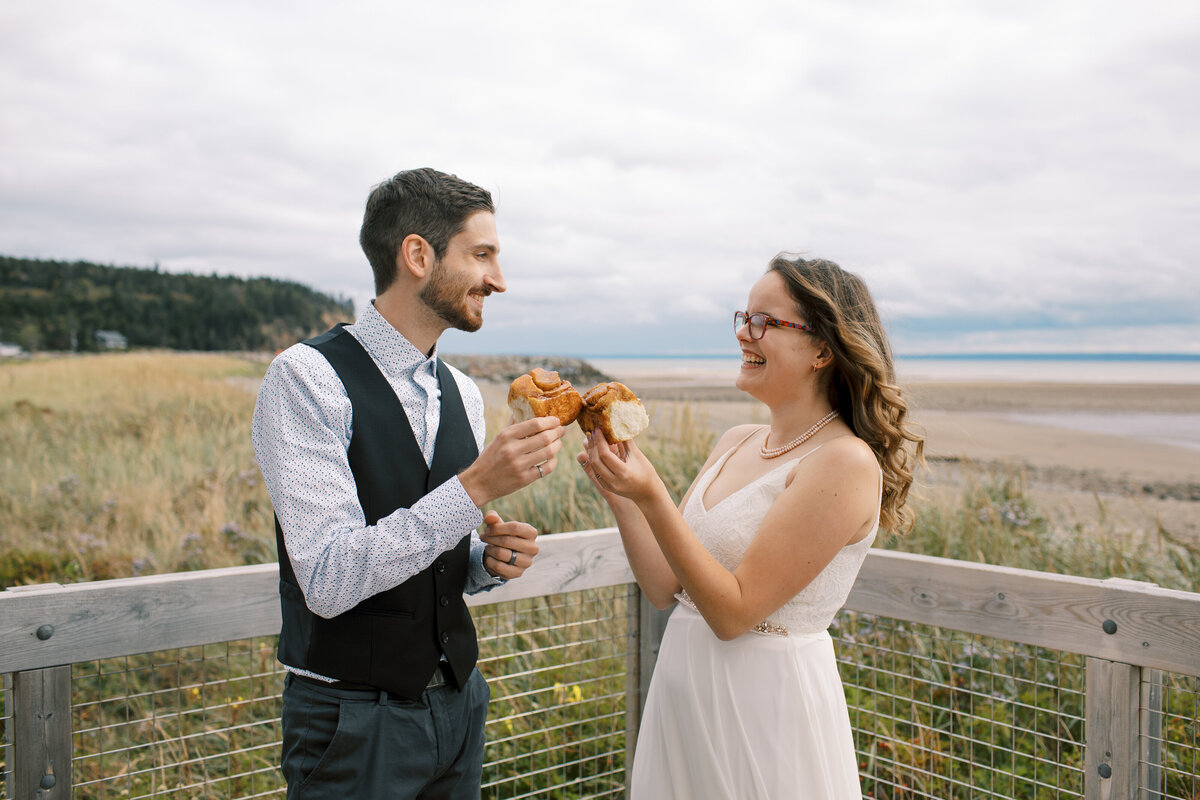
2;0;1198;356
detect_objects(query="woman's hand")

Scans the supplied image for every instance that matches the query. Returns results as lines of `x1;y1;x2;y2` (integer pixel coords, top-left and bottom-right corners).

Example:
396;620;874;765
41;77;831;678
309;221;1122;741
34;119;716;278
577;430;683;608
580;429;666;504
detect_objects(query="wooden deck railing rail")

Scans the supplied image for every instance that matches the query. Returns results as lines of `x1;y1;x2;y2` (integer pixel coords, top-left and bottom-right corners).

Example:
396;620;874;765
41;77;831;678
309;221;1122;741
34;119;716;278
3;527;1199;799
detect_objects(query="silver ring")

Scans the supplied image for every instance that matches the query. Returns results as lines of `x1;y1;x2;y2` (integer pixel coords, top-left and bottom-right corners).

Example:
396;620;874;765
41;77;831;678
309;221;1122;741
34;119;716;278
535;463;544;478
506;550;519;566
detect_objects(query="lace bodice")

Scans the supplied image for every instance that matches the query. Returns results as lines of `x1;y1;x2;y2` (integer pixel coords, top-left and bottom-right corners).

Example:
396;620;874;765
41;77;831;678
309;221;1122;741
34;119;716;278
678;436;879;635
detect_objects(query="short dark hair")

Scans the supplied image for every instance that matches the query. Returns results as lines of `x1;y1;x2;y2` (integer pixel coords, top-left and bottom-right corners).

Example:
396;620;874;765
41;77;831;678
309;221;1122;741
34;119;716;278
359;168;495;295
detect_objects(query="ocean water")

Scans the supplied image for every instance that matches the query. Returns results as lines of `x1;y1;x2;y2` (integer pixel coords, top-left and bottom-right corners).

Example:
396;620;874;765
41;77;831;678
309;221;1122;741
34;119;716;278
894;355;1200;385
589;354;1200;387
587;355;1200;452
589;357;742;387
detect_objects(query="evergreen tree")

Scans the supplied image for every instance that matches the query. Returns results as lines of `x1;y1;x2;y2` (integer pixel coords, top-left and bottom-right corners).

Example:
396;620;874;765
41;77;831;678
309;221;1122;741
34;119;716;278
0;256;354;352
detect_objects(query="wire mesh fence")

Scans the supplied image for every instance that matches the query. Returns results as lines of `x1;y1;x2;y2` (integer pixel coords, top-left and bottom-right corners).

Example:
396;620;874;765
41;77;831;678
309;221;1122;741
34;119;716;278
1146;670;1200;800
2;585;635;800
835;611;1200;800
476;585;634;799
835;611;1088;799
4;586;1199;799
70;637;284;799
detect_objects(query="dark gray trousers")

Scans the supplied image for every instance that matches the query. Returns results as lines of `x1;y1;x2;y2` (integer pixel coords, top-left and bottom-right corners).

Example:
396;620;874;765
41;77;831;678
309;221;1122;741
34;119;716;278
280;669;489;800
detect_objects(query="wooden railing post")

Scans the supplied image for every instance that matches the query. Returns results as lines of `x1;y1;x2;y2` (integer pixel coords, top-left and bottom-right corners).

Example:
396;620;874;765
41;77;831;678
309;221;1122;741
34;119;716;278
5;582;73;799
11;666;73;799
623;584;642;770
624;587;670;776
1084;657;1139;800
1140;668;1165;800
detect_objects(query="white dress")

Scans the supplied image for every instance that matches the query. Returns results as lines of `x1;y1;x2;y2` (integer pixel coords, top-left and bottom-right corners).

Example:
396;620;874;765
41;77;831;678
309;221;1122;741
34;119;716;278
629;439;878;799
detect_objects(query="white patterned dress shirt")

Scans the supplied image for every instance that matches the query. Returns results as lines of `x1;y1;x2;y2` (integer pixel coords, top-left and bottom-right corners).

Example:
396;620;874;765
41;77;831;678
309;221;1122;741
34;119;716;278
251;302;502;632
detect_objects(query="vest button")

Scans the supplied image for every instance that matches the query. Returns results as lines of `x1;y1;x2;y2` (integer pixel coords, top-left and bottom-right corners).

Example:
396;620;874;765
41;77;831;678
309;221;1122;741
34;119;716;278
435;560;446;573
441;632;450;644
439;595;450;607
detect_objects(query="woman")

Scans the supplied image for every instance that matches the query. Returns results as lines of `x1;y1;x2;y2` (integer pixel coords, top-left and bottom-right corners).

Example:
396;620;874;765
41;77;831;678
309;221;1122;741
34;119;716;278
579;255;923;799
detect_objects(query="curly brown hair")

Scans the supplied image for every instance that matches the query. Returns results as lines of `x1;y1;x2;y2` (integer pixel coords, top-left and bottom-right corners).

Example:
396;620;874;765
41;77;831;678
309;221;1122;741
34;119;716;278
768;255;924;534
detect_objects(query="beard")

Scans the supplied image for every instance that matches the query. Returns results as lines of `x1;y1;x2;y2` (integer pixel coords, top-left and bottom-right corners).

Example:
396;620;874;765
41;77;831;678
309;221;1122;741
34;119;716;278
419;260;487;332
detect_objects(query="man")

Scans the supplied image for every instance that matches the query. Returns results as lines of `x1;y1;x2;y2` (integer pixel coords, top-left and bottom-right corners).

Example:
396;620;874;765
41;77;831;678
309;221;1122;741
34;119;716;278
252;168;565;799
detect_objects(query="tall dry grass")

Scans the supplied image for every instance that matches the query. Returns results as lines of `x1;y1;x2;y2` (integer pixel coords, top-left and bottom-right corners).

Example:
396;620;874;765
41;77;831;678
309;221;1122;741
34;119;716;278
1;352;273;585
890;463;1198;592
2;350;1196;592
0;353;721;588
488;401;717;537
4;352;1198;799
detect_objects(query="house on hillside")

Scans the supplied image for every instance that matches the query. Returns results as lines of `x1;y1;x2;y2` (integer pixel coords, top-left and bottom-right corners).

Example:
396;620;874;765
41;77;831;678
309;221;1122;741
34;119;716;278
94;330;128;350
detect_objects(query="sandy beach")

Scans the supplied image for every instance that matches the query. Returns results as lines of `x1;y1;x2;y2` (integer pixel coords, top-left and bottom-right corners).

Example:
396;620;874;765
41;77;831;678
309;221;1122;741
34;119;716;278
505;372;1200;545
244;348;1200;544
900;381;1200;543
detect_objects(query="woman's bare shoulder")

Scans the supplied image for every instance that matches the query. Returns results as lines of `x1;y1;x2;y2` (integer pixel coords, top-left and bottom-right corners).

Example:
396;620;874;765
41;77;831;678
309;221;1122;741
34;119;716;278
789;434;878;485
820;434;878;467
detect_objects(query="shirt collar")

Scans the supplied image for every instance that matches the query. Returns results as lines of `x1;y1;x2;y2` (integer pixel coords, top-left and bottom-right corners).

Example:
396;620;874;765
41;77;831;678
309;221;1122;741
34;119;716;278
351;301;438;383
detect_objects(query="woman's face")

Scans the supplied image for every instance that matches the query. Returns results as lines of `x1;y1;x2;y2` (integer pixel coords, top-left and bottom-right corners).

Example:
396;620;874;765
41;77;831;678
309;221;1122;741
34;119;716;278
734;271;824;401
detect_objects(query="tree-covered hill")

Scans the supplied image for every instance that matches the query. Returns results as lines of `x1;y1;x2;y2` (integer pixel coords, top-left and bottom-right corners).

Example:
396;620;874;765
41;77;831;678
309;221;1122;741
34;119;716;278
1;256;355;352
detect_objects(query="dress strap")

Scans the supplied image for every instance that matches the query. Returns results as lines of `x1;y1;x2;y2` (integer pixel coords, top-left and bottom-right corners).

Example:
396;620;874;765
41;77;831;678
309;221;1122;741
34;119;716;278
705;427;762;481
727;426;762;457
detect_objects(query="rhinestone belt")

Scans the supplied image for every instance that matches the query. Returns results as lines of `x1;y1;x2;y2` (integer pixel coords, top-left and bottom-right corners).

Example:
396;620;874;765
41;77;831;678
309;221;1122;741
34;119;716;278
675;590;789;637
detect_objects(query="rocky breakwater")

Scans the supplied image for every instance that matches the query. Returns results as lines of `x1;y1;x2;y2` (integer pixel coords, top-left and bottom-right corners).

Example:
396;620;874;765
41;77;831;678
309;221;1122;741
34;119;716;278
445;354;611;387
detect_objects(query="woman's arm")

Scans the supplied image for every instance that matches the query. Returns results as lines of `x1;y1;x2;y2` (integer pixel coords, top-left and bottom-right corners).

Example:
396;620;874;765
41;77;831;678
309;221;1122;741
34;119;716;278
586;432;879;640
579;425;760;609
596;490;680;608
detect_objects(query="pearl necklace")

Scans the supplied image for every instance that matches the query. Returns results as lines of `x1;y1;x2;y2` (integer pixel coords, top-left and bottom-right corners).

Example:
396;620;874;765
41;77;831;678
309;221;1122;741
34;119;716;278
759;410;839;459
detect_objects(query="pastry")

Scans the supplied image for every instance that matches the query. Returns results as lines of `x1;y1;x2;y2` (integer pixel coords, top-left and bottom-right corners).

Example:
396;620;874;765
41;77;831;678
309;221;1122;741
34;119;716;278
578;382;649;442
507;368;583;425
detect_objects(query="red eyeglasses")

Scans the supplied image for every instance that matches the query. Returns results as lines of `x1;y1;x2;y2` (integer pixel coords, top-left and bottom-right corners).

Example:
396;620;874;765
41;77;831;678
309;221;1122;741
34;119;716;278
734;311;815;340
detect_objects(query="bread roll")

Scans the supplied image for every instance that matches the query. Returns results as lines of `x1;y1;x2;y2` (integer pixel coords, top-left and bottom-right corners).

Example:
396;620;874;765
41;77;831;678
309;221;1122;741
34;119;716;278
578;382;649;442
507;368;583;425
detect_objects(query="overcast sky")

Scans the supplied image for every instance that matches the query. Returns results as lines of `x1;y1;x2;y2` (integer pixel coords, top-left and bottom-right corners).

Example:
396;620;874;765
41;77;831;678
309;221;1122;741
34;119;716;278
3;1;1197;356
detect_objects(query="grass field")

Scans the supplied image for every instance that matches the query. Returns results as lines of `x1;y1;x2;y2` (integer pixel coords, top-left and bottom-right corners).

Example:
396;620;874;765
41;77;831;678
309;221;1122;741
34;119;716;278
3;351;1196;591
1;352;275;587
3;352;1198;799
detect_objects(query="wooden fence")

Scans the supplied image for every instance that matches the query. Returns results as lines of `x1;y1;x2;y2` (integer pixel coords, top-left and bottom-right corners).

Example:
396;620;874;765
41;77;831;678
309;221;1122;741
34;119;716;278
3;527;1199;799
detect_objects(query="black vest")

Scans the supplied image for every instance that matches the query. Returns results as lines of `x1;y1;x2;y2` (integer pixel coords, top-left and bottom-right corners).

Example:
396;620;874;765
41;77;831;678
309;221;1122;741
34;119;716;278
274;324;480;698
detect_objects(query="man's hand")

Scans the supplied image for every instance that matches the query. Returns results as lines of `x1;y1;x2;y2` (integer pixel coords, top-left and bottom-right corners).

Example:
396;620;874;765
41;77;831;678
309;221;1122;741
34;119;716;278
480;511;540;579
459;416;565;507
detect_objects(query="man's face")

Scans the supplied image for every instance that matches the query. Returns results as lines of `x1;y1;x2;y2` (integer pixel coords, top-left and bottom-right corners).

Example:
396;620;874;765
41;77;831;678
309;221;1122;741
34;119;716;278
419;211;505;332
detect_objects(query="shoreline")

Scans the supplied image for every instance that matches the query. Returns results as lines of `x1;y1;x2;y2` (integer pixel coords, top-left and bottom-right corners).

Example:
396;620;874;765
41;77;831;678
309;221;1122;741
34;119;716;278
482;373;1200;543
234;348;1200;543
